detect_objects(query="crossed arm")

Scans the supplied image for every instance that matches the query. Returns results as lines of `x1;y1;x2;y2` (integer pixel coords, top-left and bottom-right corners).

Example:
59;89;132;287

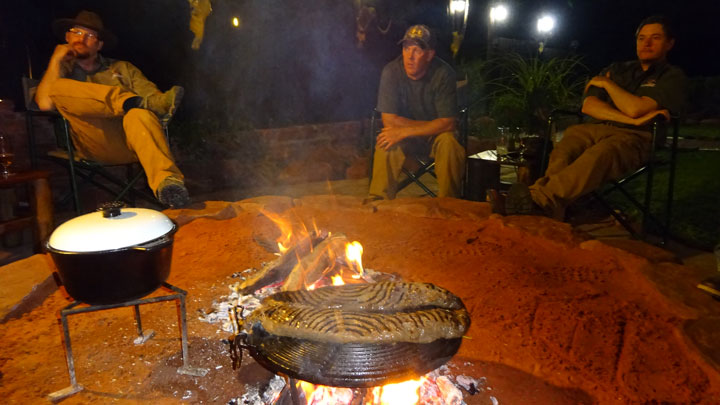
377;113;456;151
582;74;669;126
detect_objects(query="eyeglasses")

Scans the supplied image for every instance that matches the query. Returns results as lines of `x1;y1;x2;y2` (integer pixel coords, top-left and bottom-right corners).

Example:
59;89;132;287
68;28;99;42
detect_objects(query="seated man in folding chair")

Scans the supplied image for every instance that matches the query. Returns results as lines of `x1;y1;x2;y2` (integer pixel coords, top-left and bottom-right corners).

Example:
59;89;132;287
492;15;687;220
367;24;465;201
34;10;190;208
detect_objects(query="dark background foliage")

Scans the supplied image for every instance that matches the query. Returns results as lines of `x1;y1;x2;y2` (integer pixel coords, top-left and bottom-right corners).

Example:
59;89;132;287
1;0;718;127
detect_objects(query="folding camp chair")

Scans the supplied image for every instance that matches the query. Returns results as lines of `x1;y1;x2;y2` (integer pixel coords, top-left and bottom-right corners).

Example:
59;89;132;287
368;107;468;197
546;109;679;244
23;77;169;214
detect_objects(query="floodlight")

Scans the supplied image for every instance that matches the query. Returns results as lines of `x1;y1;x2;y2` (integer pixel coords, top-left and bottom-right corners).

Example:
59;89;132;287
450;0;467;15
489;5;509;24
537;15;555;34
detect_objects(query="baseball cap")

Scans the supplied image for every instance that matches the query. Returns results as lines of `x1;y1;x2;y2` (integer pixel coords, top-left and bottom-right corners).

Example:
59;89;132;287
398;24;436;50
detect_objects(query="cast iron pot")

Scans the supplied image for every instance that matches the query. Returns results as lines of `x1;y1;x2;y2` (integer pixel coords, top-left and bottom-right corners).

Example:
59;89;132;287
46;202;177;305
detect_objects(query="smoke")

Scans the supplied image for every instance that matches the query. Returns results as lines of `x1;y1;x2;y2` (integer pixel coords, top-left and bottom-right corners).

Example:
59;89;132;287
186;0;380;127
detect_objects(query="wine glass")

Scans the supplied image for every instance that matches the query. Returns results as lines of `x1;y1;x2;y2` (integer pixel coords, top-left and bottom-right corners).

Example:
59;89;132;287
0;134;13;177
496;127;510;161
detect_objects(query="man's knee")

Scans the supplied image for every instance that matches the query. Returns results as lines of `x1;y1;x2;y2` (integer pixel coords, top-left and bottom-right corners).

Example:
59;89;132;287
48;78;78;98
123;108;162;127
433;131;463;154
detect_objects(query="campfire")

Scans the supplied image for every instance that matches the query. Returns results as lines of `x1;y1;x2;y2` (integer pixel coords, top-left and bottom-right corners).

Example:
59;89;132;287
201;211;487;404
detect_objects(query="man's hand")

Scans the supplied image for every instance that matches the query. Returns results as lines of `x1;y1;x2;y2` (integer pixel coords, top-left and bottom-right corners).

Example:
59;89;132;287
50;44;76;65
377;126;408;151
634;109;670;126
584;71;613;93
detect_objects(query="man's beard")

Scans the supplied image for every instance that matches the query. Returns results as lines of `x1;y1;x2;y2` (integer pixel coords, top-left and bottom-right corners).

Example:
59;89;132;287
71;44;93;60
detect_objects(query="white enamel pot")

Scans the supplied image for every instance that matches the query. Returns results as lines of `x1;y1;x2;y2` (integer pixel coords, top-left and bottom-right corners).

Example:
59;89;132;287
46;202;177;305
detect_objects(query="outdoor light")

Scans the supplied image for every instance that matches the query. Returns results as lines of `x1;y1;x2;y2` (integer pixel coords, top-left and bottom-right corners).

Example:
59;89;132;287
489;4;509;24
450;0;467;15
486;3;509;59
232;17;240;27
448;0;469;57
536;15;555;34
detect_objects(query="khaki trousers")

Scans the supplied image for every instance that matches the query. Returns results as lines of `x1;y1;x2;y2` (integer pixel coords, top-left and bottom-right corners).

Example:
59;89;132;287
369;131;465;199
49;79;183;194
529;123;650;210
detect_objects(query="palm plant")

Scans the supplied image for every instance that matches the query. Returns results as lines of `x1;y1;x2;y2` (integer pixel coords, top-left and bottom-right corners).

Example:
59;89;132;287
465;52;588;135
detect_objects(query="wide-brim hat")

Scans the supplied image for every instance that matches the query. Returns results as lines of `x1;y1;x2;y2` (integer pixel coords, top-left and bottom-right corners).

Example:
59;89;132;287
52;10;117;49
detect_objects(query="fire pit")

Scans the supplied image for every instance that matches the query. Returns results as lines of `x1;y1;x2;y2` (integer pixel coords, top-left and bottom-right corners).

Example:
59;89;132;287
200;211;477;404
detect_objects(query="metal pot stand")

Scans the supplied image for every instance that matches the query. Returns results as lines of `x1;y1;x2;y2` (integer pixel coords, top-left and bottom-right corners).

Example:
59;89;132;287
48;282;208;403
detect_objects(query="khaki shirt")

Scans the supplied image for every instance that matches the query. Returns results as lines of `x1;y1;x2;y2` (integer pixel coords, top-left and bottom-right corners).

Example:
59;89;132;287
62;54;160;99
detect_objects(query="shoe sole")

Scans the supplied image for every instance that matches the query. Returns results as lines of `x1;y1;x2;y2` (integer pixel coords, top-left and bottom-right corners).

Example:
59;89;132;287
159;183;189;208
167;86;184;118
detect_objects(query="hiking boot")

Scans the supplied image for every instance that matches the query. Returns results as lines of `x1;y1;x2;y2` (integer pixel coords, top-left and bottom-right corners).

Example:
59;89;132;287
505;183;536;215
143;86;184;118
157;176;190;208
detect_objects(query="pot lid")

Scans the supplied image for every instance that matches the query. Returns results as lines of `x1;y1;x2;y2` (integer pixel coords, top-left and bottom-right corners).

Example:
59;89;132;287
48;203;175;252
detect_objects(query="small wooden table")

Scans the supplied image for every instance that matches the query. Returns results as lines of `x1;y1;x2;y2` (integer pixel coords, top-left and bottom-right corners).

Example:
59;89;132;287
0;170;53;252
465;151;541;201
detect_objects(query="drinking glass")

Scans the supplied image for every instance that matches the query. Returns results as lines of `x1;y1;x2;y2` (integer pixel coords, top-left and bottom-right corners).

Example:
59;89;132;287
506;127;522;160
0;134;13;177
496;127;510;161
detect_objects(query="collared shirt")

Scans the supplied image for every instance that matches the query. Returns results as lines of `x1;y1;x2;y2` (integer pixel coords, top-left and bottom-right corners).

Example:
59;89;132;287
62;54;160;99
376;56;458;121
584;60;687;126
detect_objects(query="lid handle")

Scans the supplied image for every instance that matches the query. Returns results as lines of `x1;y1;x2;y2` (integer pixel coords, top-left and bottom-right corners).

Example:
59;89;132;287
100;201;125;218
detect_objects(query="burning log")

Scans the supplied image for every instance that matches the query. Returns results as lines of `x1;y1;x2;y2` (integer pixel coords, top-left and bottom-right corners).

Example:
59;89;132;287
282;233;351;291
238;231;328;294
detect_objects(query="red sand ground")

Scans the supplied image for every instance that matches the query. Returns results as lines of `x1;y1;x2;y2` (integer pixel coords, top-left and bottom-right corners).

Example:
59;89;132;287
1;196;719;404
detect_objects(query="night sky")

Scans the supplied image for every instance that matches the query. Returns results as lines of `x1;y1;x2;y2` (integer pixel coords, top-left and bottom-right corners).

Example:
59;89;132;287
1;0;718;125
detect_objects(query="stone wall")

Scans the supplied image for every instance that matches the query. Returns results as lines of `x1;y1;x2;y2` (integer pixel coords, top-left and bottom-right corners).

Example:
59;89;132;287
179;120;371;193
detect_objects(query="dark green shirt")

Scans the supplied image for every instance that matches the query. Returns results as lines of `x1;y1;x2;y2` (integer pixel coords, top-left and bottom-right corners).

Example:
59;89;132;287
584;60;687;125
62;54;160;99
376;56;458;121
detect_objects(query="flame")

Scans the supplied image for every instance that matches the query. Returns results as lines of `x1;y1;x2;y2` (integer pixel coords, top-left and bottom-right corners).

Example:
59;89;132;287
297;381;353;404
345;241;364;278
295;377;427;405
376;377;425;405
259;209;296;254
331;275;345;286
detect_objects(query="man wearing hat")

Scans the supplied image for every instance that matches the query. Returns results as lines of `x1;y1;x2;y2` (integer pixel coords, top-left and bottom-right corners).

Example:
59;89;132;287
368;24;464;200
35;10;189;208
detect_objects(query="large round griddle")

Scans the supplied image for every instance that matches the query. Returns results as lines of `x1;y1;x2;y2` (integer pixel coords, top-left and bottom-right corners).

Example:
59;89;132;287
245;323;462;387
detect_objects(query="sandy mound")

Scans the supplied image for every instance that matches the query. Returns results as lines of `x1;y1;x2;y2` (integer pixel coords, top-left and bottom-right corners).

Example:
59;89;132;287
1;196;719;404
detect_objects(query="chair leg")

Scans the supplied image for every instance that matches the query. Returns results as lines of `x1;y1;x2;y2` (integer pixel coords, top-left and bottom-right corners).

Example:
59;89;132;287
62;120;82;214
640;160;654;239
592;192;642;239
661;120;680;245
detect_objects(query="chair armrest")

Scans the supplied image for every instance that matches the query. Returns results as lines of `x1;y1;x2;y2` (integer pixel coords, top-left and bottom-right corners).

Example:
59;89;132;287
548;108;583;122
650;114;679;149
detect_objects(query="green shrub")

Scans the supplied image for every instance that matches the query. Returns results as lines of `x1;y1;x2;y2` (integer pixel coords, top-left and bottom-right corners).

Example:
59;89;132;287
462;53;587;135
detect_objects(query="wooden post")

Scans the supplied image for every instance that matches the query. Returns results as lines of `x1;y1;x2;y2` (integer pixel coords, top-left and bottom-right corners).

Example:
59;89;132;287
31;173;53;252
